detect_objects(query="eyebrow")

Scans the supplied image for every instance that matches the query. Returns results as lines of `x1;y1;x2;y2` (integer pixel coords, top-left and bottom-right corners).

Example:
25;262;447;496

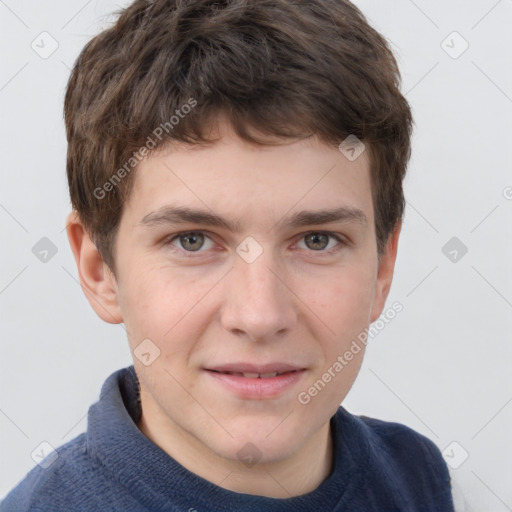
139;205;367;232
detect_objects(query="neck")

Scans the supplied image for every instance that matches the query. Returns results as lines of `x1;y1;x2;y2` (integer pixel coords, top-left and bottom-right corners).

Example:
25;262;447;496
137;395;333;498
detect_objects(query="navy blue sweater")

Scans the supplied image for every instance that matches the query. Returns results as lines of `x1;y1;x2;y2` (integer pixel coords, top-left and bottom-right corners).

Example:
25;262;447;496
2;367;454;511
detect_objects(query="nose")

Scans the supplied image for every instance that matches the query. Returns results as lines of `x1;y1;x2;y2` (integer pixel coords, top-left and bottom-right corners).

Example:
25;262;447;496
220;253;297;342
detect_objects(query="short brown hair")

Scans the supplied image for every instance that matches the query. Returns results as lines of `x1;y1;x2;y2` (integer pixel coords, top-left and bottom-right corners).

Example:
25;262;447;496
65;0;412;271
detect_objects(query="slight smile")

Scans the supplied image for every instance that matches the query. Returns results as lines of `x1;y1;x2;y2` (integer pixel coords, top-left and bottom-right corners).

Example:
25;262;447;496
204;363;308;399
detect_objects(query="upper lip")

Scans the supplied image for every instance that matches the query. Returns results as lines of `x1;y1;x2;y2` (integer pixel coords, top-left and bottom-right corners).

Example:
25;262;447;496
205;363;305;374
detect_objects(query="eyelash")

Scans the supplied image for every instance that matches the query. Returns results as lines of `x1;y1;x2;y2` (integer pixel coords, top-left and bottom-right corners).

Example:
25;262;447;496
164;231;347;258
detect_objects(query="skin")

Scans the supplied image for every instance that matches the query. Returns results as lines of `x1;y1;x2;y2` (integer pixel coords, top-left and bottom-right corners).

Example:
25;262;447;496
67;118;400;498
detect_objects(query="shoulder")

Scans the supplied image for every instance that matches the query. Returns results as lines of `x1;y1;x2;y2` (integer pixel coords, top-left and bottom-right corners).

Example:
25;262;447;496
334;409;454;510
358;415;439;453
360;414;454;507
1;434;121;512
357;414;448;476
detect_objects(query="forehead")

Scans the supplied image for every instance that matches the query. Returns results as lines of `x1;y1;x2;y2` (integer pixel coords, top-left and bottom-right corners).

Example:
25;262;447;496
125;122;374;229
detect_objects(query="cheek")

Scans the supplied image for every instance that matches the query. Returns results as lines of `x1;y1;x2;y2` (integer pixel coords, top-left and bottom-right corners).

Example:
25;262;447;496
118;263;218;352
295;269;373;411
116;265;171;347
305;262;376;331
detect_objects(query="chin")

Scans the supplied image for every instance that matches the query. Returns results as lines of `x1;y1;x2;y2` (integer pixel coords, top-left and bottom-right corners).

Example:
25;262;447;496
215;438;298;466
210;416;310;465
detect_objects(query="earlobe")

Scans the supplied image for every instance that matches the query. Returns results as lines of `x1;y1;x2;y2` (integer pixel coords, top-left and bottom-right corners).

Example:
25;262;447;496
370;222;401;323
66;212;123;324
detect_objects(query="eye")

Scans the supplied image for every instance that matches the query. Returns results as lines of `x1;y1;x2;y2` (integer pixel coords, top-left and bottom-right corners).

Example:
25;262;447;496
169;231;215;252
296;232;343;252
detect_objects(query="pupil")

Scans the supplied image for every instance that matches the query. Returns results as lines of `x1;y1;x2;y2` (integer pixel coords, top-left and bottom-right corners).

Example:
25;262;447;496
306;233;328;250
181;233;204;251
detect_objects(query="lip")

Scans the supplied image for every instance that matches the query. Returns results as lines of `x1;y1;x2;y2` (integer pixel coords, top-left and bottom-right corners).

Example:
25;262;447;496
204;363;307;399
207;362;302;374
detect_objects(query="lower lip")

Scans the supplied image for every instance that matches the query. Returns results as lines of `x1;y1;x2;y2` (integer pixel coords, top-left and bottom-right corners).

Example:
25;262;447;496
205;370;306;399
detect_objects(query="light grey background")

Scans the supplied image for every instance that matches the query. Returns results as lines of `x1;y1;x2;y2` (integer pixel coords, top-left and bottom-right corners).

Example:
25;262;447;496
1;0;511;509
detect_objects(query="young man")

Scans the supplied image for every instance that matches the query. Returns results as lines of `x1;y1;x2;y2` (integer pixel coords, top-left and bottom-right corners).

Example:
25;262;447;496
3;0;455;510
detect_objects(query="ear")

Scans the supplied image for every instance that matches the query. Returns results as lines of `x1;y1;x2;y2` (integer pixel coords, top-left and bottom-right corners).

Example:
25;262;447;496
66;212;123;324
370;222;401;323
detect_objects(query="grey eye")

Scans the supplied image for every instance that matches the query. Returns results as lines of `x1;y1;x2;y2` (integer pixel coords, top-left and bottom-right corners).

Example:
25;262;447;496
178;232;205;251
304;233;330;250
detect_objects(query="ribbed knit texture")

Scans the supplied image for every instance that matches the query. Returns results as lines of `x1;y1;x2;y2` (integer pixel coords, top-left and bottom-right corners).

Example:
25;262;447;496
2;366;454;511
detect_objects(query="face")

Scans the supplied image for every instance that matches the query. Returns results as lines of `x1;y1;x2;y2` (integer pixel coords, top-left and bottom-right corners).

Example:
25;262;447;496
104;120;396;465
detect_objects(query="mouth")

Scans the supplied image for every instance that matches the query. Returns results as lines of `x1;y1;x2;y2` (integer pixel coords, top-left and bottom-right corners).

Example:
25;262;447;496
204;363;307;399
208;369;300;379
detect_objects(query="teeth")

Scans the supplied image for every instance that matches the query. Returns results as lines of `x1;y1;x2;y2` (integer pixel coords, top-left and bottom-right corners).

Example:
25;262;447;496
212;370;292;378
240;372;279;379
